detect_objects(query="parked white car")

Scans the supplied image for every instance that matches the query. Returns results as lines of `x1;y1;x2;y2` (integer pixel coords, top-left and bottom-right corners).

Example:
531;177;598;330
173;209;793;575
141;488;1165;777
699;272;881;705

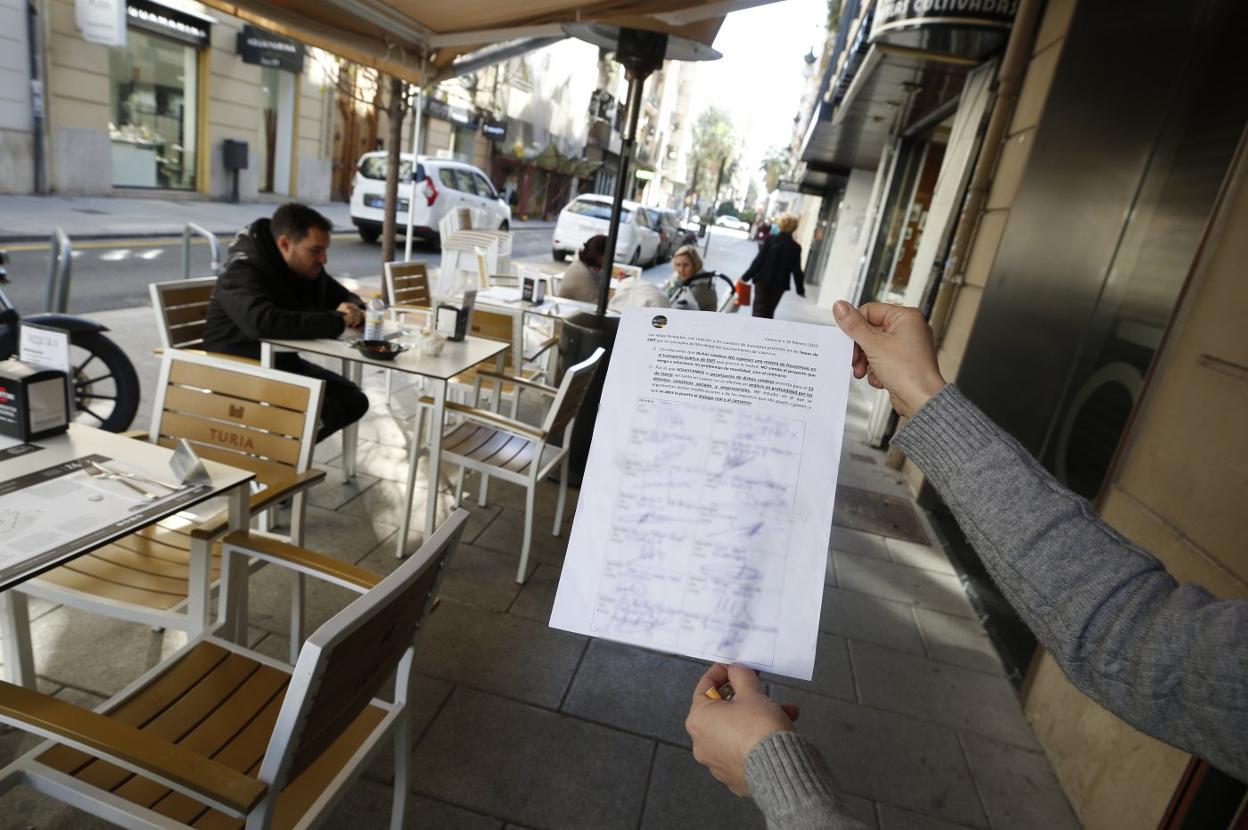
552;195;661;266
349;153;511;245
714;214;750;232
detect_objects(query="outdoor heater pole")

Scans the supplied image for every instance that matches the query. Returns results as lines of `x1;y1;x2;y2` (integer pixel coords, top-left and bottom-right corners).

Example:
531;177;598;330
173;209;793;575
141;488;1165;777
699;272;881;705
594;65;648;318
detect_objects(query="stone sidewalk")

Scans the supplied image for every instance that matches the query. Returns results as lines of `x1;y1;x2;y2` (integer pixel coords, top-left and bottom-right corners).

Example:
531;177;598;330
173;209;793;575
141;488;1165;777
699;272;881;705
0;236;1080;829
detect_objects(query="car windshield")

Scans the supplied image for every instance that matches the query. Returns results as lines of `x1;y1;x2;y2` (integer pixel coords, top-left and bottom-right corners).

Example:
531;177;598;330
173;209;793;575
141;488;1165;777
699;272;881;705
358;157;424;182
567;200;631;222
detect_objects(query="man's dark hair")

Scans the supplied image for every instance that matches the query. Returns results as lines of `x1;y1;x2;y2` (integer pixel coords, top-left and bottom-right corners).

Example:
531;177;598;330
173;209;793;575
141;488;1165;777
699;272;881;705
271;202;333;242
579;234;608;267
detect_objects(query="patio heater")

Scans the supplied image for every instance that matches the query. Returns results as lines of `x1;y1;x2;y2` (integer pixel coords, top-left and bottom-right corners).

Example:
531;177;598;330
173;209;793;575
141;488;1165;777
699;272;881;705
557;23;720;480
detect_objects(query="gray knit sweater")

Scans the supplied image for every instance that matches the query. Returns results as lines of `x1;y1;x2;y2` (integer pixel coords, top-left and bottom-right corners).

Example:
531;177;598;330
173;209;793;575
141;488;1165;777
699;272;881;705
744;385;1247;828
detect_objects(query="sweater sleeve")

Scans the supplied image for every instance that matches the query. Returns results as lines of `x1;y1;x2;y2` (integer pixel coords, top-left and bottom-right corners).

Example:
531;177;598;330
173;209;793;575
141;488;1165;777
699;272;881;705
745;732;868;830
893;386;1248;780
215;264;346;341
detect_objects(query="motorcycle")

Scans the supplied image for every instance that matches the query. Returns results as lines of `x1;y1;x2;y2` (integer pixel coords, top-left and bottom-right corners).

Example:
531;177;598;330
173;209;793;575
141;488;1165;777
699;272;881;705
0;249;140;432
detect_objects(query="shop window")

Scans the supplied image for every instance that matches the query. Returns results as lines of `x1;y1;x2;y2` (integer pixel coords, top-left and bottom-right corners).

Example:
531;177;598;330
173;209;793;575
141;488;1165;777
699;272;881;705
108;28;198;189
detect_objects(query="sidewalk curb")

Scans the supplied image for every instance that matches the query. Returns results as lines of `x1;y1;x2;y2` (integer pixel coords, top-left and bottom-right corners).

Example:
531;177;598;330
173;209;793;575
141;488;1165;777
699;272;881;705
0;223;557;245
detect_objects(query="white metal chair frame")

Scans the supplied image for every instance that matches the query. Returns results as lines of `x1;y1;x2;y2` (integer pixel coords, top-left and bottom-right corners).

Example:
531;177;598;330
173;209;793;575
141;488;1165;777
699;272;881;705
0;351;327;687
419;348;604;583
0;510;469;830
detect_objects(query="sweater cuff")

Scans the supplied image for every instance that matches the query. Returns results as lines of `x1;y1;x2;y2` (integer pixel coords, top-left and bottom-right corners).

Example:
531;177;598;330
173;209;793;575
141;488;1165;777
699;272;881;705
893;385;1001;483
745;731;838;808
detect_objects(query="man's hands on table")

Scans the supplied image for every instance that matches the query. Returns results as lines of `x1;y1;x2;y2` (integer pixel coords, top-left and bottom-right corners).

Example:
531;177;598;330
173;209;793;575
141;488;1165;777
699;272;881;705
686;663;800;796
337;302;364;328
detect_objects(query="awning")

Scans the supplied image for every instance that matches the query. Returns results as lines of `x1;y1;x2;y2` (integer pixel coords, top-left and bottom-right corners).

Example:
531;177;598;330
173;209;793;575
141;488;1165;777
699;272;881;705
197;0;778;86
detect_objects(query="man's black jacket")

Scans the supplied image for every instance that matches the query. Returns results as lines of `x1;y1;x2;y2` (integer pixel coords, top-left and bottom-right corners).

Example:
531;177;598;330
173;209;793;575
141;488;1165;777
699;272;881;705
742;231;805;294
203;219;362;360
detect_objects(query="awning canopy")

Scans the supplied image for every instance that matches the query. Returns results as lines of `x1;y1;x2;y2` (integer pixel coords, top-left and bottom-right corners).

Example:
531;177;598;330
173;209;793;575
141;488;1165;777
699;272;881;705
198;0;776;85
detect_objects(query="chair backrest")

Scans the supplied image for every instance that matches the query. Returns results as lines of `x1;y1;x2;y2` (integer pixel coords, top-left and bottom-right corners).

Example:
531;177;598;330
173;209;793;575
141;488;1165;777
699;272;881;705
467;308;519;373
149;350;325;488
383;260;432;310
149;277;217;350
258;509;468;792
543;347;605;437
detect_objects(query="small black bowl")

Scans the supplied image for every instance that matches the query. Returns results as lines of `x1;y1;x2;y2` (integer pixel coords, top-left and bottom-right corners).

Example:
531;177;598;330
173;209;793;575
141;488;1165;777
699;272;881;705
352;339;405;361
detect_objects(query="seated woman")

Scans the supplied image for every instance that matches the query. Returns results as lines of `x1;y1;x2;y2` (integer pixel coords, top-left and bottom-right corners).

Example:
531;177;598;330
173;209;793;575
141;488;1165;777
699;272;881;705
663;245;719;311
557;235;608;303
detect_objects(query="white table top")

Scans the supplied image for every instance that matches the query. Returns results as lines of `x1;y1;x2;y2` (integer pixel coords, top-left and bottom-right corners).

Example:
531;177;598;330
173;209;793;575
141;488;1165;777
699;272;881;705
0;425;254;591
262;330;508;381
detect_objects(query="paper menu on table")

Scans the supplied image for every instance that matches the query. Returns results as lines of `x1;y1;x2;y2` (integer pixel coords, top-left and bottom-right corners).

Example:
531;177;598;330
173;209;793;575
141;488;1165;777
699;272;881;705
548;308;854;680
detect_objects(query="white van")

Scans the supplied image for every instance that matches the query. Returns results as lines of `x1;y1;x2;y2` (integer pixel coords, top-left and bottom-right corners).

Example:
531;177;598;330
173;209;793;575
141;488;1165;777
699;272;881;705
349;152;511;244
552;195;661;266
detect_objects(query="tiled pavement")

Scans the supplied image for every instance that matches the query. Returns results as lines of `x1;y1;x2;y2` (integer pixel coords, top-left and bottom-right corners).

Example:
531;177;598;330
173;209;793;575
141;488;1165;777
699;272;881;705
0;242;1081;829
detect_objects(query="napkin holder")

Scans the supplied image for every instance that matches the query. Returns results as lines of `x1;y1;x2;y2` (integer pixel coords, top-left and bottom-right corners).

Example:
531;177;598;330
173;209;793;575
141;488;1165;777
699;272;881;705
435;288;477;342
522;275;546;304
0;358;69;441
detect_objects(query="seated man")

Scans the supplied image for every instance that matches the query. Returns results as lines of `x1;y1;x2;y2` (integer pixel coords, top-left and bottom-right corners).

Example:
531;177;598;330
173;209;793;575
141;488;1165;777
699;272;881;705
557;235;607;303
203;202;369;442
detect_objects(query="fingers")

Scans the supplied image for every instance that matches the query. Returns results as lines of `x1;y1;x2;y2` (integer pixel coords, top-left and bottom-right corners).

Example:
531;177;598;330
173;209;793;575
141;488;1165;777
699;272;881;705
851;343;869;379
725;663;765;696
779;702;800;723
693;662;730;705
832;301;877;348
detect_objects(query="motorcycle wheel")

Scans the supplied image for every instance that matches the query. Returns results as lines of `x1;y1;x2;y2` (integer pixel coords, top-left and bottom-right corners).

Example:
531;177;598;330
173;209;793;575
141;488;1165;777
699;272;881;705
68;330;140;432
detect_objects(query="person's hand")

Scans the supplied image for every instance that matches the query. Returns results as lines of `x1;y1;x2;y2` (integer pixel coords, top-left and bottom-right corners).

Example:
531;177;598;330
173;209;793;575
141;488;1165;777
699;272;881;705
337;302;364;328
833;301;947;418
686;663;800;796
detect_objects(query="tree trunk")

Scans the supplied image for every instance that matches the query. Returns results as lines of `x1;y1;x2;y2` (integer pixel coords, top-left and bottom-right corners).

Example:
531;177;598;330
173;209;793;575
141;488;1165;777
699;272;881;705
381;75;405;265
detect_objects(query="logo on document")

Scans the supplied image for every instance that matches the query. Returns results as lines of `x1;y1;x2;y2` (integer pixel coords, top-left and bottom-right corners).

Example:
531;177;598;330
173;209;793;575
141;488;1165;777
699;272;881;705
650;315;668;329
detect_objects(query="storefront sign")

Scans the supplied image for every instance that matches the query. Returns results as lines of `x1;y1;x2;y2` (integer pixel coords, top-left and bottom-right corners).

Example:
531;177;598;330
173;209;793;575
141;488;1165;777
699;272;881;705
482;118;507;139
237;25;304;73
422;98;479;130
76;0;126;47
127;0;211;48
871;0;1018;40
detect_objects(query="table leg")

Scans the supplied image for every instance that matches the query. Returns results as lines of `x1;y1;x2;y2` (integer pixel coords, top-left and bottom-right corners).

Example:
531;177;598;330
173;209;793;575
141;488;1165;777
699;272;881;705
397;403;425;558
0;592;35;688
423;378;447;538
219;481;252;644
341;357;359;482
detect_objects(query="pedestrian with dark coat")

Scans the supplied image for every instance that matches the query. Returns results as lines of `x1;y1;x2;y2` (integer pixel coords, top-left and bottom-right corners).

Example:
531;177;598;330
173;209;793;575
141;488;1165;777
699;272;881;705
740;213;804;319
203;202;370;442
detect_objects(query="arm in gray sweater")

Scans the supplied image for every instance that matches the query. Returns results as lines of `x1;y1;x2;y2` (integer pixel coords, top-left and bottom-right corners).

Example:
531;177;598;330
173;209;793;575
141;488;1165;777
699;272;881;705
742;384;1245;829
892;385;1247;781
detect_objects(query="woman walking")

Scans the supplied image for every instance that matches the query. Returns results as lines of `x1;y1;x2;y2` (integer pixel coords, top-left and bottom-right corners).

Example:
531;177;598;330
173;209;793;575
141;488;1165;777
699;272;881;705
741;213;804;318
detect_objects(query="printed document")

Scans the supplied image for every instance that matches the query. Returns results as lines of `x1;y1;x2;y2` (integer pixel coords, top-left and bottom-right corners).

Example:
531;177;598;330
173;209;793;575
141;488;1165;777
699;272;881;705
549;308;853;679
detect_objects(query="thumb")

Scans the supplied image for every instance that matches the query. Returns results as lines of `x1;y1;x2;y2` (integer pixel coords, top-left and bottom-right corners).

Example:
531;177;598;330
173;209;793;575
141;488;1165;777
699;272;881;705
833;301;876;346
725;664;766;697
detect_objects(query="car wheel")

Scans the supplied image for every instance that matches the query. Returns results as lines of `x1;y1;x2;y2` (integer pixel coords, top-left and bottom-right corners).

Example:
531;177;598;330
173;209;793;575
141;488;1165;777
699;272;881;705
357;225;380;243
500;220;510;231
552;248;567;262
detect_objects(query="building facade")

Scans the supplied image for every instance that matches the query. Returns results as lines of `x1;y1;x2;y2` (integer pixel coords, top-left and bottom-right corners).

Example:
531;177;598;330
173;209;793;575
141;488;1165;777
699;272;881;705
2;0;336;201
788;0;1248;826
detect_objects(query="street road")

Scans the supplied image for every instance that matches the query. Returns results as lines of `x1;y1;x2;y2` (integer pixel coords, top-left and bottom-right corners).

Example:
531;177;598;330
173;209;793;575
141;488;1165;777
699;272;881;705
2;225;744;315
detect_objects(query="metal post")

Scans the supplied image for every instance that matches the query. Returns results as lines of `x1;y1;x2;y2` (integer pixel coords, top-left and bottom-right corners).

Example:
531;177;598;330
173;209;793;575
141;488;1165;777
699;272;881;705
182;222;221;278
595;69;646;317
404;56;428;262
44;228;71;313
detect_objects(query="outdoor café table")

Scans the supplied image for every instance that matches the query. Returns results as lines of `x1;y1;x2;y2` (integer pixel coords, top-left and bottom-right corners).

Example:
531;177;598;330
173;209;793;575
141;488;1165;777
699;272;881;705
0;425;254;681
259;330;507;555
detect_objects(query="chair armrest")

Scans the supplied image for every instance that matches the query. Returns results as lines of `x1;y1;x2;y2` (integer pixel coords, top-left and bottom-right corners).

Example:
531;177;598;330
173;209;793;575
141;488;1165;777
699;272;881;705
120;429;149;440
420;396;546;438
189;468;327;540
0;681;266;817
183;349;262;366
523;335;559;363
475;370;559;398
220;530;381;593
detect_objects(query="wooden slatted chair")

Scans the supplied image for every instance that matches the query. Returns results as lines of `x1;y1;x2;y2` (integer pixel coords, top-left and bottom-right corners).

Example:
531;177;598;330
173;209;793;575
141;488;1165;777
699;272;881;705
448;308;553;416
419;348;604;583
150;278;260;365
381;261;435;403
0;351;327;687
0;510;469;830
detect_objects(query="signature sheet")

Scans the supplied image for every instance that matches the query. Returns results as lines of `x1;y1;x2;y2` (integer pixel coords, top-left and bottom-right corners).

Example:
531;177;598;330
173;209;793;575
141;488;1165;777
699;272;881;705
549;308;853;679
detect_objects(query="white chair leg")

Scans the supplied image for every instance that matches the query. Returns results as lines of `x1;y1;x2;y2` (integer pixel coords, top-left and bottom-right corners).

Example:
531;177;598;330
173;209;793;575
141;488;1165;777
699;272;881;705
554;453;570;536
0;592;36;689
289;571;305;665
385;366;394;405
454;465;466;508
478;469;490;507
517;482;535;584
390;711;411;830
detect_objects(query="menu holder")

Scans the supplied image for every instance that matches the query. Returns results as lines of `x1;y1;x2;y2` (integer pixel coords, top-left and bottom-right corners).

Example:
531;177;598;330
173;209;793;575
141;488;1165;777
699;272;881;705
435;288;477;342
